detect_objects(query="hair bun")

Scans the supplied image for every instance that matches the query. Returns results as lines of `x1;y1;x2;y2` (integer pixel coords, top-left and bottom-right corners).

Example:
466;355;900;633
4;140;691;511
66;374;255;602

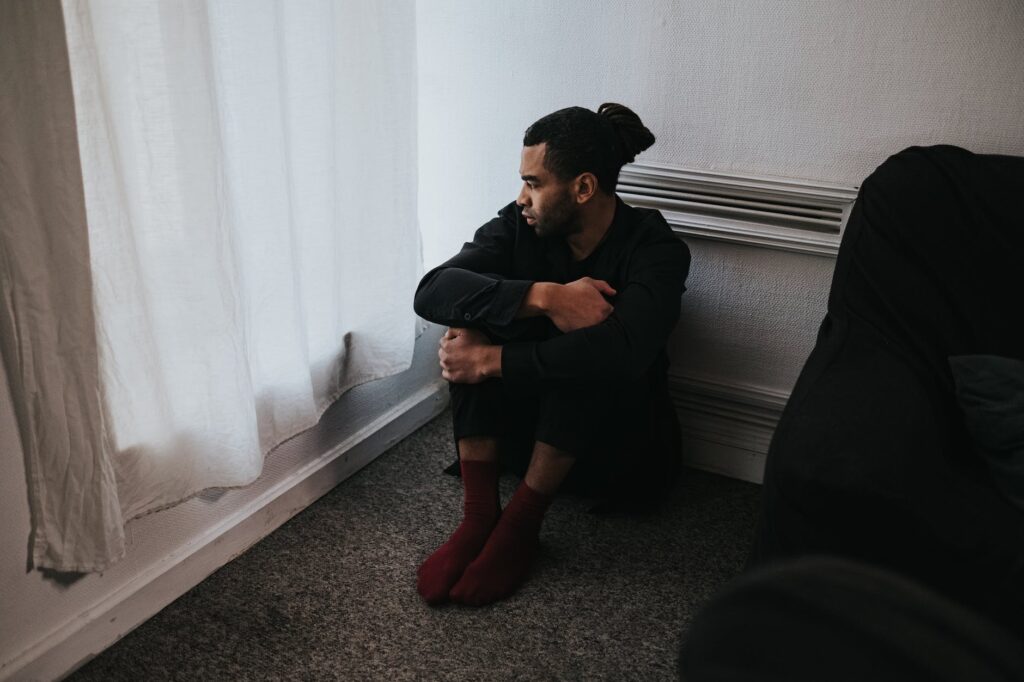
598;102;655;164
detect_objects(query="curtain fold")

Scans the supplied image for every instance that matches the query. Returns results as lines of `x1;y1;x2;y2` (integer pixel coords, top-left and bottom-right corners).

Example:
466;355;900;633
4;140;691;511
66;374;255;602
0;0;126;572
0;0;419;572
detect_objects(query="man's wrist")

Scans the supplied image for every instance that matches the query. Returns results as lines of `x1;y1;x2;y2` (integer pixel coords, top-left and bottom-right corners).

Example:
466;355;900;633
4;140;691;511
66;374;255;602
519;282;559;318
483;344;502;379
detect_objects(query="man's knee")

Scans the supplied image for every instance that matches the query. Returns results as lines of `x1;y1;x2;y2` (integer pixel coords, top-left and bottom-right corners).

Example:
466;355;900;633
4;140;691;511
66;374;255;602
452;377;649;455
536;378;647;418
449;379;521;442
532;381;642;457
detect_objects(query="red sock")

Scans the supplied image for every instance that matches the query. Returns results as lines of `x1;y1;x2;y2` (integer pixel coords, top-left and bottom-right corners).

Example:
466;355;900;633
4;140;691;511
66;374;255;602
449;481;553;606
417;459;500;604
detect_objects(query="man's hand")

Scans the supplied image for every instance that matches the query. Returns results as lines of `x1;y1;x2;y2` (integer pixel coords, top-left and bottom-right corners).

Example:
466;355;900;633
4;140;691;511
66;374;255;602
439;328;502;383
536;277;617;333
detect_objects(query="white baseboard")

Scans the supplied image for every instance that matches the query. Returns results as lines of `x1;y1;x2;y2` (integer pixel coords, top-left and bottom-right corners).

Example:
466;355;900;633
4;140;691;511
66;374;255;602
680;438;768;485
669;374;790;484
5;380;448;682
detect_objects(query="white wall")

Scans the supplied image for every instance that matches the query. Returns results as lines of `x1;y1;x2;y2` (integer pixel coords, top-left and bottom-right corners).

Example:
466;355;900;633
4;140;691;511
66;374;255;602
417;0;1024;396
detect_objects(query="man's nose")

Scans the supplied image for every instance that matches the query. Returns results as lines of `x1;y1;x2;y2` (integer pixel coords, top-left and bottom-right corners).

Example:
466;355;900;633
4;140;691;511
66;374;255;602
516;184;529;206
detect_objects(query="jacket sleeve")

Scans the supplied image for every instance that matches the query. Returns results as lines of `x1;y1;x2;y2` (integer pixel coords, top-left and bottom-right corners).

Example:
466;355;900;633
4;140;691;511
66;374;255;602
500;236;690;386
413;214;534;329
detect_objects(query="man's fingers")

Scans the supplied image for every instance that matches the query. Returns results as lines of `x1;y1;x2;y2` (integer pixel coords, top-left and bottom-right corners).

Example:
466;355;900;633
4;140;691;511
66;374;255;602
578;277;616;295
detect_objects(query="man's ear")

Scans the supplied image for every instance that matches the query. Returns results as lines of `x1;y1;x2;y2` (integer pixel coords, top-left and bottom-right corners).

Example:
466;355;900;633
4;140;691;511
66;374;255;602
575;172;598;203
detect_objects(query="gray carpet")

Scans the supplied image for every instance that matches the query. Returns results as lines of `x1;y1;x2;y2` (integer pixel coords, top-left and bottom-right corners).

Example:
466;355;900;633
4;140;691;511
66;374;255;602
71;409;761;681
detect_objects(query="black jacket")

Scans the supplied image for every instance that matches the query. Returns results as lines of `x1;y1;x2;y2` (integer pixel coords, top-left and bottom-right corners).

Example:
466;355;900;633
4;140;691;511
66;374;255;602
414;196;691;388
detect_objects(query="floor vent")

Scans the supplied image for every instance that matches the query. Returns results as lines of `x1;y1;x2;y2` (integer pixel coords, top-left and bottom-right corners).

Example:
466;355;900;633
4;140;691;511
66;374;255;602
618;162;859;257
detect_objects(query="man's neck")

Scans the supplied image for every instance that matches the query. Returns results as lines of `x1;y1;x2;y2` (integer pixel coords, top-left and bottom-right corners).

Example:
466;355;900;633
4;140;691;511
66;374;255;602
566;193;617;261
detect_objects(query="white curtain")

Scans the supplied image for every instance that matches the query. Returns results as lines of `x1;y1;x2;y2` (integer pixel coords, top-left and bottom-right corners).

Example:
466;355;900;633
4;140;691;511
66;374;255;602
5;0;418;572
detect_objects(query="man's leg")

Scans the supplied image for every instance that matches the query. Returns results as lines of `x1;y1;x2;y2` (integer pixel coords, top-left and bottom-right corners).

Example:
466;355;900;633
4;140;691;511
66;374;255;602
417;383;510;604
449;440;571;605
524;441;577;495
417;436;502;604
449;375;656;606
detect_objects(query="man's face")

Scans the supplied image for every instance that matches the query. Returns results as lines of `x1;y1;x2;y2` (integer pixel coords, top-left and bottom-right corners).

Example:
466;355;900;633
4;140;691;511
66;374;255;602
517;143;580;239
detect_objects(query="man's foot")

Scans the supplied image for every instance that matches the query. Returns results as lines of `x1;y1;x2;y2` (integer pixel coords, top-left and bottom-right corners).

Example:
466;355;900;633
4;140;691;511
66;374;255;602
417;459;500;604
449;482;553;606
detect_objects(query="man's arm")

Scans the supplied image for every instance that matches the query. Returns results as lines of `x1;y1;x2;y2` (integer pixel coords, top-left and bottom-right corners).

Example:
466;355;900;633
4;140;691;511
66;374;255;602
517;278;617;333
440;236;690;386
414;207;618;336
437;276;621;384
413;212;533;330
417;205;689;386
501;237;690;386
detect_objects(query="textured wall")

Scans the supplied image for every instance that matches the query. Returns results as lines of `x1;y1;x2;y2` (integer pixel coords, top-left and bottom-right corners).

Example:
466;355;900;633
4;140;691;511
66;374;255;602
417;0;1024;390
672;241;835;389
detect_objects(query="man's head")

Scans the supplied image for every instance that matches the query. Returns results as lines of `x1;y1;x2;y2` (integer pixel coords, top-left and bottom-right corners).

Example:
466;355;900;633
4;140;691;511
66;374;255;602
517;103;655;238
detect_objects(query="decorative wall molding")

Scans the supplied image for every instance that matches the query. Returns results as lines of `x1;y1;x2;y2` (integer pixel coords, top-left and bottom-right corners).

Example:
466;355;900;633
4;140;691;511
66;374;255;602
619;162;859;257
668;373;790;483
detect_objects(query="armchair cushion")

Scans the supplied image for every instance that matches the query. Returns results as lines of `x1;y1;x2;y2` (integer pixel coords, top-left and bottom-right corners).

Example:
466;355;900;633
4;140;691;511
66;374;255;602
950;354;1024;511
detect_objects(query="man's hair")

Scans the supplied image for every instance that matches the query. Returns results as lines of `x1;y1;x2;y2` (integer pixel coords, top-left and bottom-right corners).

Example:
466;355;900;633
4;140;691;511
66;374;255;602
522;103;655;194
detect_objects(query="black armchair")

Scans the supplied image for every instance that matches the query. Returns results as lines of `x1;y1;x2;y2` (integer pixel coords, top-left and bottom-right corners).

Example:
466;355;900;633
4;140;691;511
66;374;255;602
750;145;1024;636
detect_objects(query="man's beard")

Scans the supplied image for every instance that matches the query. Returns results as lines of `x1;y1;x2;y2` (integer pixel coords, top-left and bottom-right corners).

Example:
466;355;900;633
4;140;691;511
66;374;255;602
532;191;580;239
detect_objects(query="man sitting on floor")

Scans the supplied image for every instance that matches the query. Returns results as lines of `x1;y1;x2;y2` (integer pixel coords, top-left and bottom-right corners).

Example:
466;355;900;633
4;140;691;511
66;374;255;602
412;103;691;606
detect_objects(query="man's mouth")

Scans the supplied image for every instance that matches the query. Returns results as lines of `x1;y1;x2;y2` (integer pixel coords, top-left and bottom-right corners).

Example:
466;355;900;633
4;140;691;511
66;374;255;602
523;214;536;224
